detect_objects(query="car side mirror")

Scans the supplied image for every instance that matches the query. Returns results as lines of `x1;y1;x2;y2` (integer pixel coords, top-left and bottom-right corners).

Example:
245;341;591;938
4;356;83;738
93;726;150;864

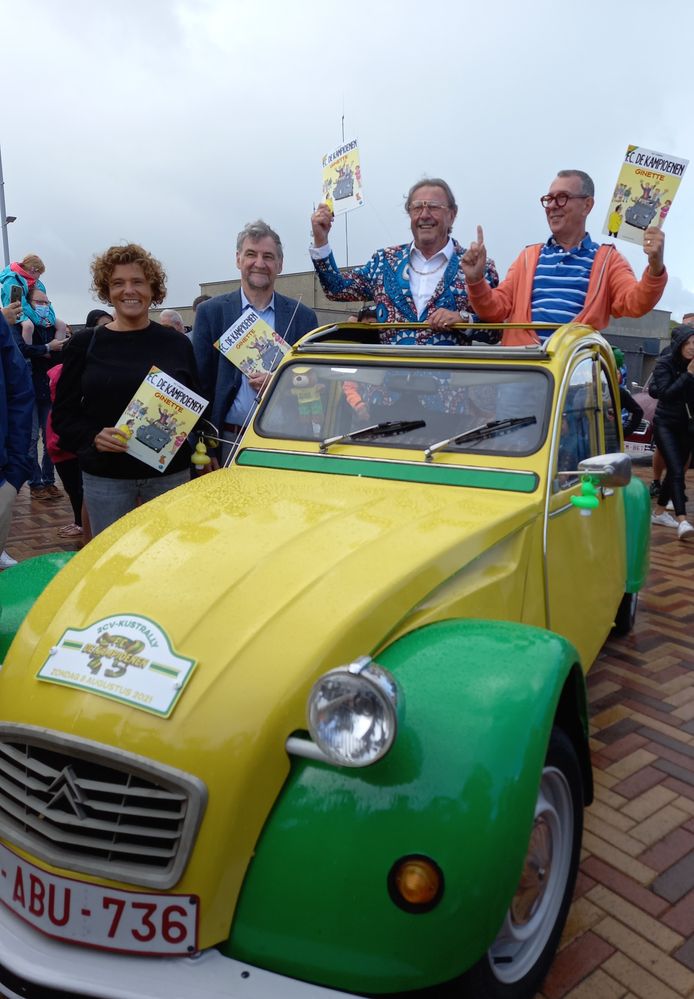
555;452;632;490
578;452;632;487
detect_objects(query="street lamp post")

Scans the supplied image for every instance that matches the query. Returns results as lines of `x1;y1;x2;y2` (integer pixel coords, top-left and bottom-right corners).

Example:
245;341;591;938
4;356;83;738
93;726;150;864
0;145;12;267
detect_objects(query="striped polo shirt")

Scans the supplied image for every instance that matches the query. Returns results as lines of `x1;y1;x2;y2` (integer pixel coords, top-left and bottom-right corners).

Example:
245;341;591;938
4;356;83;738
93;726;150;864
531;233;599;336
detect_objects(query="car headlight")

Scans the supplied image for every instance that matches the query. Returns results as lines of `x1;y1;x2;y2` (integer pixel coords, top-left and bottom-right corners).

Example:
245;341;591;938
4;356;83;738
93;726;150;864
307;656;401;767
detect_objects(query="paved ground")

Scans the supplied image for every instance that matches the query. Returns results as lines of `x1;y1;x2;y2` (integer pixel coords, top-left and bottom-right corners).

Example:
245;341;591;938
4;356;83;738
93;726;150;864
3;470;694;998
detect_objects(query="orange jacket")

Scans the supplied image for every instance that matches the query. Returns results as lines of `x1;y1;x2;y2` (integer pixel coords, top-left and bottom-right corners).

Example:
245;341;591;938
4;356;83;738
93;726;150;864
466;242;668;345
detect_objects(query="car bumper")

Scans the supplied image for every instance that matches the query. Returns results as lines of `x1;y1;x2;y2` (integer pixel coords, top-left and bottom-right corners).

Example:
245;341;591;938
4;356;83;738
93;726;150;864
0;903;353;999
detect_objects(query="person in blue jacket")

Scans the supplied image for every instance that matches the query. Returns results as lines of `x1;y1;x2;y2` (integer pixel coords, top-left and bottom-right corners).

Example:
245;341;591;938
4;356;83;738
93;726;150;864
0;312;34;568
15;285;67;500
0;253;68;342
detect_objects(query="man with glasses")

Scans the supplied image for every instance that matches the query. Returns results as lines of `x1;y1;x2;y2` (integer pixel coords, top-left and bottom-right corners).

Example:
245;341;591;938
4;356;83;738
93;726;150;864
16;286;65;501
461;170;667;345
309;178;498;344
0;254;69;345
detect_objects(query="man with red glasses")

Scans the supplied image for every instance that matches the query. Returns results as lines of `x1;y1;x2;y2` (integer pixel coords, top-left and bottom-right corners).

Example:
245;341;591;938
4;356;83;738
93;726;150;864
461;169;667;345
309;177;498;345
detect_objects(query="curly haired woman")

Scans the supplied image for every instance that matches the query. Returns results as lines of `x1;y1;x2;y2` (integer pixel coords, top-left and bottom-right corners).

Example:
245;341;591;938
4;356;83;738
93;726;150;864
53;244;201;536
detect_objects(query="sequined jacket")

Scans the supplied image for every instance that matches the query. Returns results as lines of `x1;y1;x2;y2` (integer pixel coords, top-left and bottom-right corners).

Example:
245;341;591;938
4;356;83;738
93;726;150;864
312;240;499;345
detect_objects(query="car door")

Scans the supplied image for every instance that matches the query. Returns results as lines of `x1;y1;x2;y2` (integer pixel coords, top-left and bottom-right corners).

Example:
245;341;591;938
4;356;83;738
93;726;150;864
545;352;627;670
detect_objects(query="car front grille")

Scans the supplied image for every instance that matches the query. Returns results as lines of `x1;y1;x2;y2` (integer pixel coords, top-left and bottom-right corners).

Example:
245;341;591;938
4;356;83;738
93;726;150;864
0;724;206;889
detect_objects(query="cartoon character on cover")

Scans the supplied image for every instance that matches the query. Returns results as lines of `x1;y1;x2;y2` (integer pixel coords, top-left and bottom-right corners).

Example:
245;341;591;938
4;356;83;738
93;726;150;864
658;200;672;228
607;203;623;238
153;407;176;433
126;398;147;420
249;334;283;372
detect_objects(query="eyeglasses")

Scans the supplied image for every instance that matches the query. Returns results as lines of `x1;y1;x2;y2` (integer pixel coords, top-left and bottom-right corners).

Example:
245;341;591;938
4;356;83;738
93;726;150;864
540;192;590;209
408;200;449;214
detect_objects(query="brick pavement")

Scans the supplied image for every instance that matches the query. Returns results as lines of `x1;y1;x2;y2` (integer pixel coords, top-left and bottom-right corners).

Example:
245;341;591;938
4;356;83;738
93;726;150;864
2;470;694;998
539;468;694;999
3;482;83;563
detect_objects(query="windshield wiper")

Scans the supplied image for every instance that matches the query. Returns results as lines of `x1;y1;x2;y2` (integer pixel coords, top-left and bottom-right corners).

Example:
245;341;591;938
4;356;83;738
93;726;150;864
424;416;537;461
320;420;426;453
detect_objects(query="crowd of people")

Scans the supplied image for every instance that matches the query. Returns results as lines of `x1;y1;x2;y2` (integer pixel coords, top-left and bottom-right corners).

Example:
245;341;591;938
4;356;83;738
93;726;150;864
1;167;693;567
648;318;694;540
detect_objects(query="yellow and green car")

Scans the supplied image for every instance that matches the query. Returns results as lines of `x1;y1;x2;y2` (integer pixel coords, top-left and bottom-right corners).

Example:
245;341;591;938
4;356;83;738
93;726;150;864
0;322;649;999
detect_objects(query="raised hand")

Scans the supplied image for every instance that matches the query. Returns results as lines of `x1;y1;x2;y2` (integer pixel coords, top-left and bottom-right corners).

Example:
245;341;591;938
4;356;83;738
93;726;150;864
642;226;665;276
461;225;488;284
1;302;21;326
311;202;334;247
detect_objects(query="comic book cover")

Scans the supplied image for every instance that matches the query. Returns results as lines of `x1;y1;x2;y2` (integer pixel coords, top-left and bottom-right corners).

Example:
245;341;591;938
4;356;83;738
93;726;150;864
114;367;208;473
603;145;688;246
215;309;289;377
321;138;364;217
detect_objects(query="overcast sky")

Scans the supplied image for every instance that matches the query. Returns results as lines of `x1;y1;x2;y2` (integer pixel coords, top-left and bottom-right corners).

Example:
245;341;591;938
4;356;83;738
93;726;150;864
3;0;694;324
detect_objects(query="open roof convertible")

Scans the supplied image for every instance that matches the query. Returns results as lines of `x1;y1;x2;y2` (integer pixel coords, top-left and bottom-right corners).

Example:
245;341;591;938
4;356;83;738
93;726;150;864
0;321;649;999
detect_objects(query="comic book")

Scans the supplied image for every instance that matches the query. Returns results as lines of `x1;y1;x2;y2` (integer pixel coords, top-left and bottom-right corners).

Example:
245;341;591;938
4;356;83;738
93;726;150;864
603;145;688;246
114;367;208;473
321;138;364;217
215;309;289;376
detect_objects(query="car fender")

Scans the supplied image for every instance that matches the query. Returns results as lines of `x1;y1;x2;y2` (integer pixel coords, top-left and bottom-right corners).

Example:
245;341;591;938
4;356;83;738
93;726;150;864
225;619;589;995
623;475;650;591
0;553;75;660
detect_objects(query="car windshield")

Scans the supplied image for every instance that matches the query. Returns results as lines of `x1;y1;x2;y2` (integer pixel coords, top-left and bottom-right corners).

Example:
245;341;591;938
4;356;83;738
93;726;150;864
257;362;551;456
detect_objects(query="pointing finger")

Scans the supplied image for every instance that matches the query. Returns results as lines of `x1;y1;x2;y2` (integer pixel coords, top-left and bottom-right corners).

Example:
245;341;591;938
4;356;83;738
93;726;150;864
476;225;484;246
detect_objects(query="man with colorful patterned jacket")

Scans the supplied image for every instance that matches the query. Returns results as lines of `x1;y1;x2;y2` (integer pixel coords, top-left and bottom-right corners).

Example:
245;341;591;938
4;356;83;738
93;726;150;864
309;178;498;345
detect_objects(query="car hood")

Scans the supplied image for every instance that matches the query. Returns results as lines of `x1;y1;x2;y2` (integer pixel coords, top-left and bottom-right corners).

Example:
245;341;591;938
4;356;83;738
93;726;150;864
3;462;541;943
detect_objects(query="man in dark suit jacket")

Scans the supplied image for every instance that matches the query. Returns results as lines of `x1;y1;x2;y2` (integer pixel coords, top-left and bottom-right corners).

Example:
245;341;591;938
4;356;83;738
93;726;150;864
193;220;318;463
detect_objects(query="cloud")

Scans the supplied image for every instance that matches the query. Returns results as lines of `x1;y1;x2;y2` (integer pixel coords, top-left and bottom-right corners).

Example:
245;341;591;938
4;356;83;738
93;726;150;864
2;0;692;325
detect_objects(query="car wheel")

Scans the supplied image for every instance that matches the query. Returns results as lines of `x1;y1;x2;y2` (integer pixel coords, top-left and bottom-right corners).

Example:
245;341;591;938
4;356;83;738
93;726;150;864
612;591;638;636
457;728;583;999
